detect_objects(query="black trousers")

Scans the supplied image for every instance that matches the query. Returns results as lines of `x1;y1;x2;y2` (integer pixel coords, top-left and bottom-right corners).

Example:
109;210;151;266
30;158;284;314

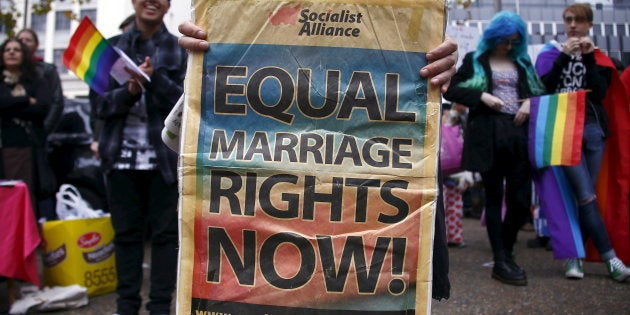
106;170;178;315
481;116;532;261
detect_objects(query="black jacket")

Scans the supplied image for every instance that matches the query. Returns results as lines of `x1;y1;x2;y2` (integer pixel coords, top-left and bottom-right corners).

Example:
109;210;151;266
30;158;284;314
443;51;537;172
0;73;50;148
538;51;611;137
93;23;187;185
37;61;65;134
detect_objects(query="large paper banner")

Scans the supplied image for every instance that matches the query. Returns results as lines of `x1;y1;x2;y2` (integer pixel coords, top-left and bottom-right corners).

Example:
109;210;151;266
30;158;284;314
178;0;445;314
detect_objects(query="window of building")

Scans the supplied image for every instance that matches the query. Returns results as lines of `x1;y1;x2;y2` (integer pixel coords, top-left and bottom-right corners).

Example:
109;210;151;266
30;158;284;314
80;9;97;23
31;13;47;32
557;23;565;36
55;11;72;31
542;23;554;35
53;49;66;74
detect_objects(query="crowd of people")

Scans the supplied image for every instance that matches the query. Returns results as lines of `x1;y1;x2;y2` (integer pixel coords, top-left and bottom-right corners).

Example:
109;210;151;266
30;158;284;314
442;2;630;287
2;0;455;313
1;0;184;314
1;0;629;314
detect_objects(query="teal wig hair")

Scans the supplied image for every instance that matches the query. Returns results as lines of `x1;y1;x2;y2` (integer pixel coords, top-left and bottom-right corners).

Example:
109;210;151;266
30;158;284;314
459;11;545;94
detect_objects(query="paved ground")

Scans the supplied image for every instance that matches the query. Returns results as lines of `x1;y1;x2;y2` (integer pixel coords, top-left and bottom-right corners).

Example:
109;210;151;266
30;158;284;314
2;217;629;314
432;218;630;314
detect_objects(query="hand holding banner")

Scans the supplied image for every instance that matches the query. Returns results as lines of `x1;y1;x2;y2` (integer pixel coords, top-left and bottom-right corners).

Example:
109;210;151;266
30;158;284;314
177;0;445;313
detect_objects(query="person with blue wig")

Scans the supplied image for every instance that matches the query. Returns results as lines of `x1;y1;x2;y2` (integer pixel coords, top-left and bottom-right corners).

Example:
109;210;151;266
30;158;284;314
444;11;545;286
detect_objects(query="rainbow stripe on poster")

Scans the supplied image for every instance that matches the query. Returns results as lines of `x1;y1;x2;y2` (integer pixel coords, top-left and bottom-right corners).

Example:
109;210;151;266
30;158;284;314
528;90;586;169
62;17;119;96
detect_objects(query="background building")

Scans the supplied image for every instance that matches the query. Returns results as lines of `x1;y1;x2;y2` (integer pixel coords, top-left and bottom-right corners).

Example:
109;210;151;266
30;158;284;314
1;0;629;99
449;0;630;65
0;0;190;97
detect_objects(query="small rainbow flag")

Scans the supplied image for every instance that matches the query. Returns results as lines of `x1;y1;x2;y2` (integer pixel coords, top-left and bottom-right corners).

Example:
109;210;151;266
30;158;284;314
528;90;586;169
63;17;120;96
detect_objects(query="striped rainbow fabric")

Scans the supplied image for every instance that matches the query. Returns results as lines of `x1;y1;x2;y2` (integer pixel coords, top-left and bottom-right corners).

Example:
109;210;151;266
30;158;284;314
528;90;586;169
62;17;119;96
533;166;585;259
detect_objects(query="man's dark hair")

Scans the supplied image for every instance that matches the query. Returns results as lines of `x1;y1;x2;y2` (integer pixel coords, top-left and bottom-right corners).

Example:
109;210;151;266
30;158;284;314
119;14;135;31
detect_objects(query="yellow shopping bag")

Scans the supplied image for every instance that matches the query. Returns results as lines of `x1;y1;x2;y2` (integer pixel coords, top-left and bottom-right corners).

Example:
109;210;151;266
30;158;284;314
41;217;116;296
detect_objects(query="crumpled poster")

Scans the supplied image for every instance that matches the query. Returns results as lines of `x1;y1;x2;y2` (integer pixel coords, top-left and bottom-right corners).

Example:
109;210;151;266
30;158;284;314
177;0;445;314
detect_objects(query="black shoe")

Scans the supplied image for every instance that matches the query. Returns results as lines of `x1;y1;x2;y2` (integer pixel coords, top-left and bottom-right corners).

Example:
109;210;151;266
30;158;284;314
492;261;527;286
545;241;553;251
526;236;549;249
505;254;526;278
448;241;467;248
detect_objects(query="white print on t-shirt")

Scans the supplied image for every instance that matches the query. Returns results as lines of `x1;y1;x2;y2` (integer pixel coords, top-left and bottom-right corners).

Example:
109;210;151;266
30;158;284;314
558;57;586;93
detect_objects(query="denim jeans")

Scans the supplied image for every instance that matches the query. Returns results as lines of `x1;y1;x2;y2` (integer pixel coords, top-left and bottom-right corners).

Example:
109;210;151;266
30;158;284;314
562;123;605;201
107;170;179;315
562;123;614;259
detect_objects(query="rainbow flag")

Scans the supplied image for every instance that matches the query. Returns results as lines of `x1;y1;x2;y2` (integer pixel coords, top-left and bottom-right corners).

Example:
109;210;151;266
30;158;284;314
533;167;585;259
528;90;586;169
63;17;119;96
536;45;630;263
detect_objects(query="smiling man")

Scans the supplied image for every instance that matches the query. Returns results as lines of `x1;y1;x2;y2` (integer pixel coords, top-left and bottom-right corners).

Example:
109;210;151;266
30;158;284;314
90;0;187;314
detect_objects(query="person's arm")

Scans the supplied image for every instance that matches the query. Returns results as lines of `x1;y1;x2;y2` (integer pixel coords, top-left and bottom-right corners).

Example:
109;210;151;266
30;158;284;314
0;94;30;114
12;80;50;126
42;63;65;134
582;52;610;103
88;89;103;158
443;53;484;108
144;42;188;111
94;80;140;120
94;35;141;120
177;21;458;93
443;53;507;112
124;40;186;113
537;41;573;93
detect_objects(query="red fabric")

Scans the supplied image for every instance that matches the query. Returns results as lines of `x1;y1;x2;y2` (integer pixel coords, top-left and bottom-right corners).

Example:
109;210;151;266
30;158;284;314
621;67;630;93
585;50;630;263
0;182;41;286
443;184;464;244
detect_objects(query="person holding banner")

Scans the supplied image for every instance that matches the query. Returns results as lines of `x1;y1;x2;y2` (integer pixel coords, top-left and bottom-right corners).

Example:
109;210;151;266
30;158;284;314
176;20;458;301
535;3;630;282
444;11;546;286
91;0;187;314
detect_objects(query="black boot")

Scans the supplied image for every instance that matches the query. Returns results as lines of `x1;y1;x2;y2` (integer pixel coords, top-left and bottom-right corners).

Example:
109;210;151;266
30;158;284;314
505;253;527;278
492;260;527;286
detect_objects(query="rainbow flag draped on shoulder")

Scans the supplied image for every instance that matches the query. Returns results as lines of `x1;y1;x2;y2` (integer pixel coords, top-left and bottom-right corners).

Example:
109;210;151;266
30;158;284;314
528;90;586;169
62;17;119;96
534;42;630;263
